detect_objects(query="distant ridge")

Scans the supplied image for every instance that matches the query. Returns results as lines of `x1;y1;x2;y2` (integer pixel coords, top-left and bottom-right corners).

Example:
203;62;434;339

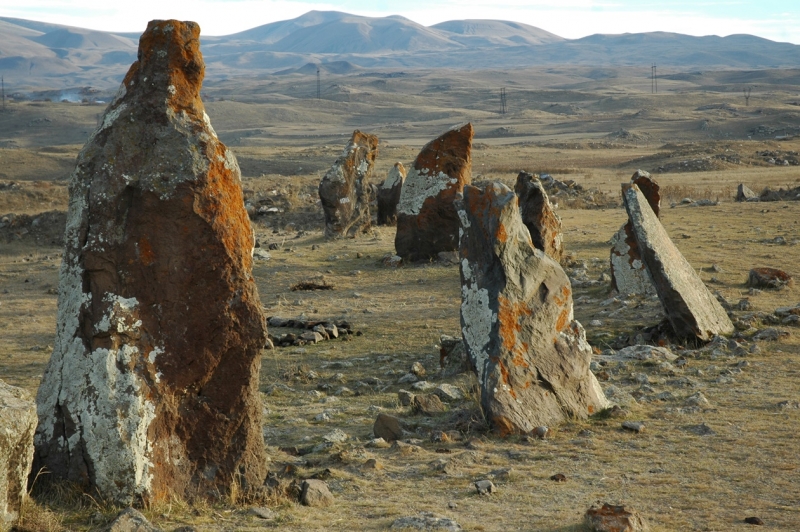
1;11;800;90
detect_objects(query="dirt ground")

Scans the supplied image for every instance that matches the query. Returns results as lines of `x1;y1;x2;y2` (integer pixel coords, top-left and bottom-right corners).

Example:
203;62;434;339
1;66;799;531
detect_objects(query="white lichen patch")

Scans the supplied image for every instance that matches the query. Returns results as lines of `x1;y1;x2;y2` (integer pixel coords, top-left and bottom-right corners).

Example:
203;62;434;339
460;258;495;385
98;103;128;133
397;168;455;216
382;164;404;190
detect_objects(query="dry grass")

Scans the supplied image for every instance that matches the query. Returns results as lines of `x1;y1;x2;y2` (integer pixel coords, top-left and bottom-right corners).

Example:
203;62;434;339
2;70;800;531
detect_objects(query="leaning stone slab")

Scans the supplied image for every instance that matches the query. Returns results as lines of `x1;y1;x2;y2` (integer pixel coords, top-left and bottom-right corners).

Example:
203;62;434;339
514;171;564;263
318;130;379;237
622;184;734;341
376;162;406;226
610;170;659;295
457;183;609;436
0;380;36;529
736;183;758;202
395;123;473;262
33;20;268;505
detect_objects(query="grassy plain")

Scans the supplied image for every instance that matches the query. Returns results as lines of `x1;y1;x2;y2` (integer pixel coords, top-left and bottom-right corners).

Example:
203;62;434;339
1;66;799;531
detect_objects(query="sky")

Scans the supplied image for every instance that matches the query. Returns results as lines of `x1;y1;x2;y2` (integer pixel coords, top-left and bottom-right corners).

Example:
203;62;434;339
1;0;798;44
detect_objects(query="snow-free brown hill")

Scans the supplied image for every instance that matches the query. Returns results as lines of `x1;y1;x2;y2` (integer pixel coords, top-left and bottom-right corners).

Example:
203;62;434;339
431;19;564;46
3;11;800;92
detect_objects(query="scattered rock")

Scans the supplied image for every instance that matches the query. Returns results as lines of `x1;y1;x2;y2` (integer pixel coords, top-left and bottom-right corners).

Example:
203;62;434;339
753;328;789;341
550;473;567;482
622;421;645;433
390;513;462;531
398;389;415;406
689;423;716;436
412;394;447;416
377;162;407;226
318;130;378;238
0;380;36;527
614;345;678;362
685;392;710;407
474;479;496;495
610;170;659;296
514;171;564;262
532;426;550;439
32;20;268;504
248;507;277;520
300;479;334;507
439;335;469;376
622;183;734;341
362;458;383;470
457;183;609;435
736;184;758;202
373;413;404;442
101;508;161;532
432;384;463;402
395;123;473;262
748;267;793;289
584;503;649;532
410;361;426;377
744;516;764;526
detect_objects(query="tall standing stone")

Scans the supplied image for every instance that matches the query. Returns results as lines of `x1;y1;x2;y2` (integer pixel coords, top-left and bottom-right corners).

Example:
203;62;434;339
395;123;473;262
33;20;268;505
318;130;378;238
0;380;36;529
457;183;609;436
376;162;406;226
610;170;660;295
514;171;564;263
622;184;734;341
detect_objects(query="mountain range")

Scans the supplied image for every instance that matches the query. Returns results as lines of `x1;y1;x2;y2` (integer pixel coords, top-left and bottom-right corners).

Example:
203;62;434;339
1;10;799;91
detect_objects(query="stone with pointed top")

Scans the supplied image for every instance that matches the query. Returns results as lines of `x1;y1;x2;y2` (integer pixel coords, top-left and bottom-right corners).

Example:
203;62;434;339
377;162;406;226
514;171;564;263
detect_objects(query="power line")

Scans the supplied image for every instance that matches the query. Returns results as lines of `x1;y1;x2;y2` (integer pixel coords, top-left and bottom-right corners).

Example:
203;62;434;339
316;67;320;100
1;77;5;111
651;63;658;94
500;87;507;115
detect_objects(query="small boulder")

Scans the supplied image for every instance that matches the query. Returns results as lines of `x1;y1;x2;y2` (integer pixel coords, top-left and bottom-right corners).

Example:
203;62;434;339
748;267;793;289
373;413;404;442
439;335;469;376
102;507;161;532
300;479;334;507
433;384;463;402
584;503;649;532
736;184;758;202
412;394;447;416
390;513;462;531
395;123;473;262
0;380;36;528
377;162;406;226
474;479;496;495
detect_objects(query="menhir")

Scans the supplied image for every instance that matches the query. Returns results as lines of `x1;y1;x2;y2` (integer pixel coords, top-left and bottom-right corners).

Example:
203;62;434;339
33;20;268;505
458;183;609;435
318;130;378;237
395;123;472;261
609;170;660;295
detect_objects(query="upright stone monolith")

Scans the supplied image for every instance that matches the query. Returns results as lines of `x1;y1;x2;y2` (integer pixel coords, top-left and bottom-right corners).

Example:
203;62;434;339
395;123;473;261
319;130;379;237
33;20;268;505
514;171;564;263
376;162;406;226
457;183;609;435
610;170;660;295
622;184;734;341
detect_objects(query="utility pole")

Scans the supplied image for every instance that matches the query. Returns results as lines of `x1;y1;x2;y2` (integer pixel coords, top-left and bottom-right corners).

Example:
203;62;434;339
500;87;507;115
316;67;320;100
651;63;658;93
743;86;752;106
1;76;5;111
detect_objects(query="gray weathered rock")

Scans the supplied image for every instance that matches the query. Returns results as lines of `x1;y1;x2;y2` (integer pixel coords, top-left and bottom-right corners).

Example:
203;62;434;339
622;184;734;341
433;384;463;402
373;413;404;442
102;508;161;532
514;171;564;263
438;335;469;376
457;182;609;435
736;184;758;202
377;162;406;226
300;479;334;507
395;123;473;262
610;170;659;296
0;380;36;529
584;503;649;532
474;479;496;495
748;267;793;289
390;513;462;531
318;130;378;238
412;394;447;416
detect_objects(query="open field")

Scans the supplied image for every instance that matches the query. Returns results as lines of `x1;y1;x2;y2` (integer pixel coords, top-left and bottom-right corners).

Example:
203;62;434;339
1;66;799;531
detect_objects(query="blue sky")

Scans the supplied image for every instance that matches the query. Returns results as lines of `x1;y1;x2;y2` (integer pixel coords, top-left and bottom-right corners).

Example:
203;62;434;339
1;0;798;43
